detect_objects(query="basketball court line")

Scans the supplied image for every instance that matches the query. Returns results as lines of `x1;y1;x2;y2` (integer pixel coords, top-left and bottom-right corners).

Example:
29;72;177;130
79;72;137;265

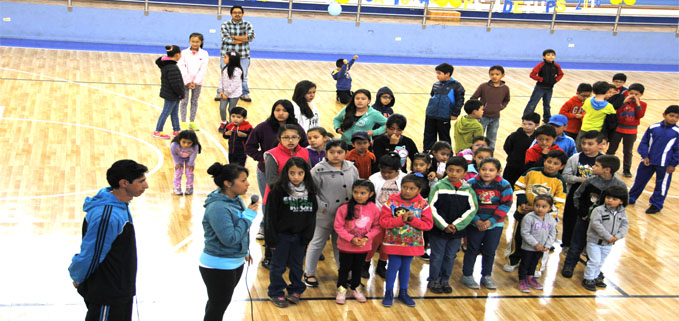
0;118;164;201
0;67;229;161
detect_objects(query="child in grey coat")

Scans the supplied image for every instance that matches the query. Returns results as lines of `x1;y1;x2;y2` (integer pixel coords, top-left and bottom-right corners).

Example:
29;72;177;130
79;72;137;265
518;195;557;293
583;185;629;291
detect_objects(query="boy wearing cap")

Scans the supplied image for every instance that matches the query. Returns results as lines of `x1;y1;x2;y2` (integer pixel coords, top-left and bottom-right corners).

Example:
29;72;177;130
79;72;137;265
346;131;377;179
529;114;576;159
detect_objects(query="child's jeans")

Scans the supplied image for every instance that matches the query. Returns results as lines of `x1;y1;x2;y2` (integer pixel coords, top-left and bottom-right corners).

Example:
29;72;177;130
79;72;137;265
268;233;307;298
156;100;181;132
385;255;414;292
173;162;194;189
428;234;461;284
479;116;500;150
584;242;612;280
523;84;553;123
463;225;503;277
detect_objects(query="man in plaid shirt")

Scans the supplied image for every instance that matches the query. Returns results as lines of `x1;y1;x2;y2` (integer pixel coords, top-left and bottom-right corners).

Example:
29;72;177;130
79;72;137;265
220;5;255;102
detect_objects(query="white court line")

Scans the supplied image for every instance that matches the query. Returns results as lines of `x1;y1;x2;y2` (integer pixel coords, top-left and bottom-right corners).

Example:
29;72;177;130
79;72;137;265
0;67;229;160
0;118;164;201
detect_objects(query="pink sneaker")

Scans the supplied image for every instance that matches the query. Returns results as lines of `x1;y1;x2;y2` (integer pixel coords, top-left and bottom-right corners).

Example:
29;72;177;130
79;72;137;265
336;286;347;305
352;288;367;303
526;276;543;290
172;131;180;136
518;280;530;293
153;131;170;139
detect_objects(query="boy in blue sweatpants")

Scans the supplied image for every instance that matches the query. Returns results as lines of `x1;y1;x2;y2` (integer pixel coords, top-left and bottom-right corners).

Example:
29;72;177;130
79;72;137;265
629;105;679;214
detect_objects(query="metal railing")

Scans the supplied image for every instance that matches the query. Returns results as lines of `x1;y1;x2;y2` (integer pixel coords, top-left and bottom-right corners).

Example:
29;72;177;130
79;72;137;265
67;0;679;35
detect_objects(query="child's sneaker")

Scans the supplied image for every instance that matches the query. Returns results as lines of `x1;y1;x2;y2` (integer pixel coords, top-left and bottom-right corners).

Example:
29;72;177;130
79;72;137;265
181;122;188;130
582;279;597;291
518;280;530;293
460;275;480;289
173;186;182;195
352;288;367;303
503;263;518;272
382;290;393;307
270;296;289;308
427;280;443;294
397;289;415;307
335;285;347;304
526;276;543;290
189;122;200;131
286;292;301;305
595;273;607;288
184;186;193;195
533;271;542;278
481;276;497;289
153;131;171;139
561;265;574;278
172;131;180;137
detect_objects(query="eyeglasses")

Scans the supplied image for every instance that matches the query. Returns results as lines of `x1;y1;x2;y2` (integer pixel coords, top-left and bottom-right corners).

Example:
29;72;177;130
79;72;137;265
232;11;243;15
281;136;300;141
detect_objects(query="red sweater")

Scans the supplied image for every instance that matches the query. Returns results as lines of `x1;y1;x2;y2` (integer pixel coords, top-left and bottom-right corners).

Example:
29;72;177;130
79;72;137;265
525;144;563;165
379;193;433;256
559;96;586;134
616;100;647;134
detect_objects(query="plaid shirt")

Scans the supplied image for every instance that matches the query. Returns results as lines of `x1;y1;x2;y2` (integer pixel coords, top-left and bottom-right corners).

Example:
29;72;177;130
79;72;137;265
221;19;255;58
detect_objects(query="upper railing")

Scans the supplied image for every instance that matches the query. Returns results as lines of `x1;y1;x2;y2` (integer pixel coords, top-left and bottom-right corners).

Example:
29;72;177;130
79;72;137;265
66;0;679;35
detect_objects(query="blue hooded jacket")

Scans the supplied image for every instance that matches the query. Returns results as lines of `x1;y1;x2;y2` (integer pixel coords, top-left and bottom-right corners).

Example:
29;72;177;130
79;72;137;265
426;78;465;119
202;190;255;260
69;187;137;305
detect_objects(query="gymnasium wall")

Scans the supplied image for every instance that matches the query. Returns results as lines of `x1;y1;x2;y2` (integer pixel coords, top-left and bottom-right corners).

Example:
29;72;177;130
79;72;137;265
1;2;678;69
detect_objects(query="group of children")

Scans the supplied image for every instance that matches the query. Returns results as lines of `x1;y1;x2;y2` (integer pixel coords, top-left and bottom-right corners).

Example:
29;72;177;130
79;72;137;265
153;41;679;306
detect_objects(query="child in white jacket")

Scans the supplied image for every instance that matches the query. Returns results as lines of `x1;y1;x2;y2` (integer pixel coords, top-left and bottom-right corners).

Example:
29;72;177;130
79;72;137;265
177;33;209;131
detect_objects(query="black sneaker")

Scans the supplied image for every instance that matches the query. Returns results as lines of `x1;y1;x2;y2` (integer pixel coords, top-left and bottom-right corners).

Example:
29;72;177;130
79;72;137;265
319;253;325;261
646;205;660;214
623;170;633;178
361;261;371;279
561;265;574;278
428;281;443;294
420;253;430;261
596;272;607;288
441;283;453;294
582;279;597;291
270;296;289;308
376;260;387;278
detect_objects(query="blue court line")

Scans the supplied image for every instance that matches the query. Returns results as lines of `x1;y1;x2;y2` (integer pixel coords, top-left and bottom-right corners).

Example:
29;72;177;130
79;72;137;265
1;37;678;72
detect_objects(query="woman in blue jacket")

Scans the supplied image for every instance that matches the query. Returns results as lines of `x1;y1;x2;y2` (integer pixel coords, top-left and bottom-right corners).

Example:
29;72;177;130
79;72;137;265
200;162;259;321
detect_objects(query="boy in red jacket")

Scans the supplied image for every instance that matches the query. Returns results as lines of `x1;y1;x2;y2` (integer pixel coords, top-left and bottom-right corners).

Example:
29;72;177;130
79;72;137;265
559;83;592;140
524;125;564;171
606;83;647;177
523;49;564;124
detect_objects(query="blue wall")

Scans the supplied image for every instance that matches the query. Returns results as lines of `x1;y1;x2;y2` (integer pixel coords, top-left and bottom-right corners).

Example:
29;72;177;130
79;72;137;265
1;2;677;68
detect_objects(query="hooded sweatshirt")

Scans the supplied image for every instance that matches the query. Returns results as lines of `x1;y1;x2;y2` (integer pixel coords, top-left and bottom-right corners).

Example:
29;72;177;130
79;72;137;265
559;96;586;134
520;212;557;251
311;159;360;228
156;56;185;100
428;178;477;239
470;80;511;118
69;188;136;305
379;193;433;256
587;204;629;246
200;190;256;269
332;58;356;91
581;97;616;132
453;115;484;154
504;127;536;169
372;87;396;117
334;202;382;253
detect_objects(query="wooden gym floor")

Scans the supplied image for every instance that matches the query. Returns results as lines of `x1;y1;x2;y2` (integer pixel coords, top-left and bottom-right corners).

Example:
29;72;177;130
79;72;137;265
0;46;678;320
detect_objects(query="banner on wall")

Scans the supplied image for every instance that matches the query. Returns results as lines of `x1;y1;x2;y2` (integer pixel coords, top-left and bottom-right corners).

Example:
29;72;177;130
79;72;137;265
260;0;639;14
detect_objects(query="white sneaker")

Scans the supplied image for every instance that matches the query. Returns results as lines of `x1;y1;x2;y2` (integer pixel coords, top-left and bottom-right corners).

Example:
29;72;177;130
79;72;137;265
503;264;518;272
534;271;542;278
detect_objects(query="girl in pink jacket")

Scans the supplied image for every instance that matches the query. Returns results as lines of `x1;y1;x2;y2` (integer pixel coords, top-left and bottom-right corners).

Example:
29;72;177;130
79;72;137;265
379;174;433;308
333;179;381;305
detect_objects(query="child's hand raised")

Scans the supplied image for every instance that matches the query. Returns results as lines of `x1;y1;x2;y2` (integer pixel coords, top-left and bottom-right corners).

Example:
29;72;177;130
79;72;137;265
353;55;359;60
343;59;348;65
427;172;437;181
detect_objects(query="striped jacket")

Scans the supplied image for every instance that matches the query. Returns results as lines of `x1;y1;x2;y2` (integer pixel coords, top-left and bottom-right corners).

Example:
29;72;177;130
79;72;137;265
428;178;477;239
467;175;513;230
638;121;679;167
69;188;137;305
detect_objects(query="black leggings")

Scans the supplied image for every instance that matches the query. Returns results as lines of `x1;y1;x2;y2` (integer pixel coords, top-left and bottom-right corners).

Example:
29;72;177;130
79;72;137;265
338;252;366;290
199;265;245;321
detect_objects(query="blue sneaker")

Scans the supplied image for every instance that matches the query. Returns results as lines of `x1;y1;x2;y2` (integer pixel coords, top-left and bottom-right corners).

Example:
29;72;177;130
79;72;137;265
382;290;394;307
397;289;416;307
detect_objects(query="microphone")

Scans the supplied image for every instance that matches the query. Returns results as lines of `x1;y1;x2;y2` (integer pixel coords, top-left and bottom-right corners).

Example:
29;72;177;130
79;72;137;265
250;194;260;205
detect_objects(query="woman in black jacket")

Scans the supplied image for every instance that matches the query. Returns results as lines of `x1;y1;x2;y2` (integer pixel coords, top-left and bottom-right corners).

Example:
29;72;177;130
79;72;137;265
154;45;185;139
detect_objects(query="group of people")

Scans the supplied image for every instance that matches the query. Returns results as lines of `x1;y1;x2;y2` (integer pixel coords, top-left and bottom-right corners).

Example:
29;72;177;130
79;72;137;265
67;6;679;319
